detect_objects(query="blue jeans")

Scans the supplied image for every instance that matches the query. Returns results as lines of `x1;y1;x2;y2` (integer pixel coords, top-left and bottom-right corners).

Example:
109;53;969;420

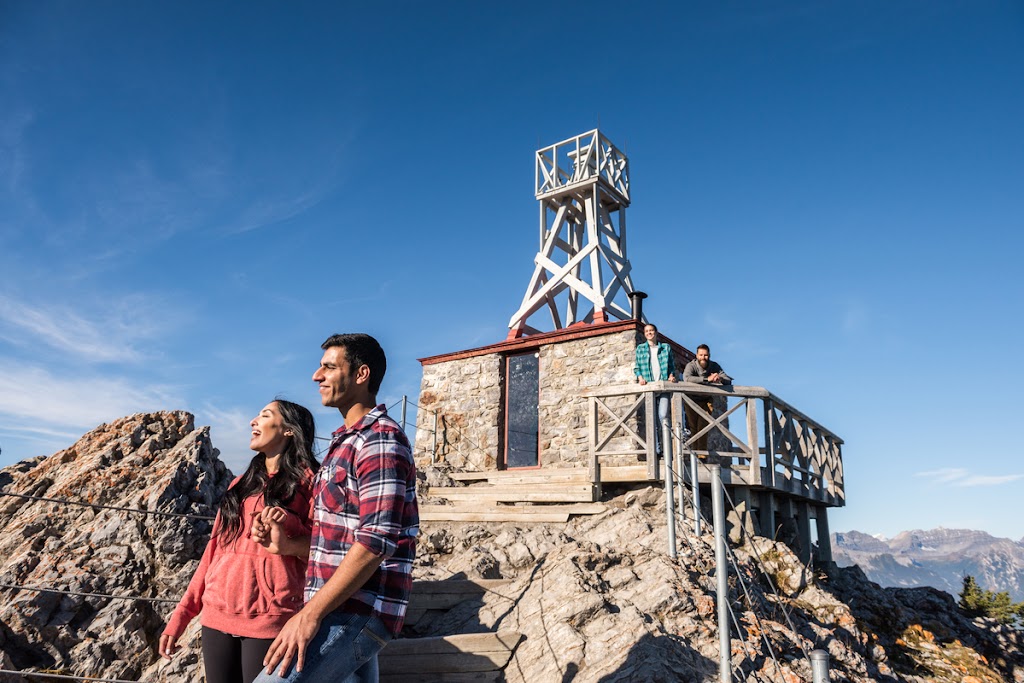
655;393;669;454
252;612;391;683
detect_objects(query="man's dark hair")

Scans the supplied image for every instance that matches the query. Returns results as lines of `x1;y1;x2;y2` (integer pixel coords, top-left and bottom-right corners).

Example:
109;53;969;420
697;343;710;354
322;333;387;396
645;323;658;332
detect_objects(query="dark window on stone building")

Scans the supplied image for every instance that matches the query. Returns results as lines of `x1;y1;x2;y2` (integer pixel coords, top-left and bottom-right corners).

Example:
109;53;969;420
504;352;539;468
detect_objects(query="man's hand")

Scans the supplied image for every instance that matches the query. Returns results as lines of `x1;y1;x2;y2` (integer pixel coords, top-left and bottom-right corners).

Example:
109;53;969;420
708;372;721;383
637;377;647;385
263;608;323;677
668;374;677;383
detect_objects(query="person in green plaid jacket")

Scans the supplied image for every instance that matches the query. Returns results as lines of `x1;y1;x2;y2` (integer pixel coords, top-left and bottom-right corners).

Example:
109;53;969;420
634;323;676;454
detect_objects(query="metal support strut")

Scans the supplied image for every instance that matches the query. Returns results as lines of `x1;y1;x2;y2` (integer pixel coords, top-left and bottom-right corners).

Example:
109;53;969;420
662;419;677;559
711;464;731;683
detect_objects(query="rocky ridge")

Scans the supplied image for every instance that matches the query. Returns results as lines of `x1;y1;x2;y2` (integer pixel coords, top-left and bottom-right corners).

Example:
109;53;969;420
0;411;231;682
833;529;1024;602
0;413;1021;682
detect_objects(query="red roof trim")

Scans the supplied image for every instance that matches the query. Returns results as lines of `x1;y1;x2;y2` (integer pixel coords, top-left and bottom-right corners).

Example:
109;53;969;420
418;320;695;365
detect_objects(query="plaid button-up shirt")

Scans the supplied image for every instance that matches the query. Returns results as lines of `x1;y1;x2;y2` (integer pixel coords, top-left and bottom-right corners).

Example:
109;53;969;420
305;405;419;636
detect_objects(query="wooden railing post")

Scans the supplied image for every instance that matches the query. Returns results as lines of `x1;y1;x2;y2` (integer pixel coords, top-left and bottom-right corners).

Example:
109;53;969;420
763;398;776;489
579;383;842;514
746;397;760;486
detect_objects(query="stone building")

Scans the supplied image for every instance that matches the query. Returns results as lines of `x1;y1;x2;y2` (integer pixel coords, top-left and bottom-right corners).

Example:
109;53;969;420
412;320;695;472
412;130;843;564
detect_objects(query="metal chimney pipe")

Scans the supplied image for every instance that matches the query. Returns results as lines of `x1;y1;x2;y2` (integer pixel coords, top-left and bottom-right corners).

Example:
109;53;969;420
628;291;648;321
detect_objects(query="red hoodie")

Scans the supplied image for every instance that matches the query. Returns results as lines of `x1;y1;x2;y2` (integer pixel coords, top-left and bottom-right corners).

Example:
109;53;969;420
163;473;313;640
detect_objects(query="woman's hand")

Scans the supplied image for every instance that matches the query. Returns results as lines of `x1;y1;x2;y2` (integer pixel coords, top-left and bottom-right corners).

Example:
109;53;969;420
252;506;288;554
252;506;311;558
159;632;179;660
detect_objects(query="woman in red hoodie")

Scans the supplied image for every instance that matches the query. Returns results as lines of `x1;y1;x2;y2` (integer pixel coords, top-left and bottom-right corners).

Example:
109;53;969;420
160;399;319;683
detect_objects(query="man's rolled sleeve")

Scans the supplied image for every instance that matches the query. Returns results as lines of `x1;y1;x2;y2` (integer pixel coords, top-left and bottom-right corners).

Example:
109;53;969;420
353;430;411;559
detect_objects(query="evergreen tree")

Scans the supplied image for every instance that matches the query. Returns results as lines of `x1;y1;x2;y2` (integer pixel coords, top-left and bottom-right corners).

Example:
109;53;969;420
959;574;1022;624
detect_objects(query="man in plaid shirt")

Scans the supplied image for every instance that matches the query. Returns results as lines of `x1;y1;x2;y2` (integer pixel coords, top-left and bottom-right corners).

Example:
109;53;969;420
254;333;419;682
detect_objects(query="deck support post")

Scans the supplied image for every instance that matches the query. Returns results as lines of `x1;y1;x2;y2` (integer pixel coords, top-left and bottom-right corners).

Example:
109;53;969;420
796;500;812;565
814;505;833;564
711;465;731;683
663;419;677;559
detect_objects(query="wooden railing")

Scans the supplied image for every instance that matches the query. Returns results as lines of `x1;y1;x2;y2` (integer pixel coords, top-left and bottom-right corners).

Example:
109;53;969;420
583;382;845;507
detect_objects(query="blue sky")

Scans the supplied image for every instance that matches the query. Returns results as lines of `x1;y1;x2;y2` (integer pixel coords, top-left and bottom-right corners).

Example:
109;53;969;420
1;1;1022;540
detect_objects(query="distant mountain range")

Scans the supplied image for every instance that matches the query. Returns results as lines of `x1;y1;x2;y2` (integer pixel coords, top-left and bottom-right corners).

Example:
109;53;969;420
832;528;1024;602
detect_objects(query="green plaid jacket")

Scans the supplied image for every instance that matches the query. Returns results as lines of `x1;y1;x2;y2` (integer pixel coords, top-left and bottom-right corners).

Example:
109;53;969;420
634;341;676;382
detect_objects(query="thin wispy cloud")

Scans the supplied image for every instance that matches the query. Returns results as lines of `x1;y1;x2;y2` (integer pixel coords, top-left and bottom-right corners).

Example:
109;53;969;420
722;339;780;358
198;403;258;475
702;314;736;333
0;107;33;196
916;468;1024;488
0;423;82;442
0;361;182;431
0;293;170;363
228;186;334;235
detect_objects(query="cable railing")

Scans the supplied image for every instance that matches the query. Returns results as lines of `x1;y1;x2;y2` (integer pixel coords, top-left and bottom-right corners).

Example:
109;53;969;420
0;408;834;683
0;490;216;521
0;487;210;682
396;395;492;469
660;419;831;682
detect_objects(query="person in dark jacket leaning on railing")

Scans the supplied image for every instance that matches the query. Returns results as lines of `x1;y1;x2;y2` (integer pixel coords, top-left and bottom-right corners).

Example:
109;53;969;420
682;344;732;455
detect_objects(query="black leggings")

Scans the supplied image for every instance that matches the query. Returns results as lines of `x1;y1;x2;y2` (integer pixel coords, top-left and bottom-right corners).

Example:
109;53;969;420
201;626;275;683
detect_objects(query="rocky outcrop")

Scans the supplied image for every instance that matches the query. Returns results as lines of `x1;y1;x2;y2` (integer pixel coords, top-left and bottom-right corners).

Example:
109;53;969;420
414;483;1024;683
2;416;1022;682
0;411;231;683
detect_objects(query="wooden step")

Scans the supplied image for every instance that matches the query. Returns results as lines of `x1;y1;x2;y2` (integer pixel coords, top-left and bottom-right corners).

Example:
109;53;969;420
448;471;491;482
420;502;608;523
422;509;570;523
440;464;656;486
410;579;511;611
481;468;589;484
380;630;523;678
426;484;597;503
382;673;501;683
600;464;656;482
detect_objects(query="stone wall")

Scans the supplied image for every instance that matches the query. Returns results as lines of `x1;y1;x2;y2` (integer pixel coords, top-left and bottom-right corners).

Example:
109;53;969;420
413;325;699;471
414;353;502;471
538;329;636;466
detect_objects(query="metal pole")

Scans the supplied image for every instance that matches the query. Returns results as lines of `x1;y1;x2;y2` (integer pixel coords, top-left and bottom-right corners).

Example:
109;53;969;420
400;395;408;432
662;419;677;559
676;429;687;532
711;465;730;683
691;451;702;536
810;650;830;682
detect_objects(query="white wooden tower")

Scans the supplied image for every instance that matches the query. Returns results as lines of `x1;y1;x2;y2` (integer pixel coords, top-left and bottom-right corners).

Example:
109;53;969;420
507;130;640;338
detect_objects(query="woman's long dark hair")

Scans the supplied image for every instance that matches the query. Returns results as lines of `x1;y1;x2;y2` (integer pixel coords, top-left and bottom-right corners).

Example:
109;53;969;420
217;399;319;543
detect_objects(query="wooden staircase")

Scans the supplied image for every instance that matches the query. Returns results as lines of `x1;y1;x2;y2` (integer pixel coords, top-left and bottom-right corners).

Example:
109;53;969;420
380;579;522;682
384;465;660;678
421;465;655;523
423;467;630;523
